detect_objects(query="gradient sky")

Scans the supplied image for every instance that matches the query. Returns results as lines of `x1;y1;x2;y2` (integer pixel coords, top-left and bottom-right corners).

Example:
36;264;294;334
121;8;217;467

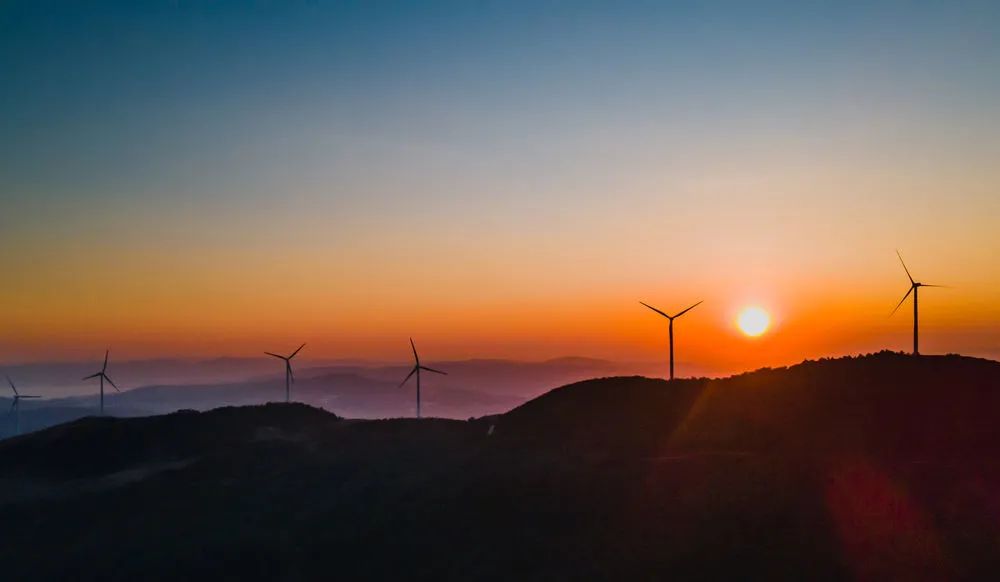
2;1;999;372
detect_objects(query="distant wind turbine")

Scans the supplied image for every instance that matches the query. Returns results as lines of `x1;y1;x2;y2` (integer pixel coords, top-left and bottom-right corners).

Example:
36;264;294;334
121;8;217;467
265;343;305;403
891;250;944;355
399;338;446;419
640;300;703;380
82;350;119;415
6;376;40;436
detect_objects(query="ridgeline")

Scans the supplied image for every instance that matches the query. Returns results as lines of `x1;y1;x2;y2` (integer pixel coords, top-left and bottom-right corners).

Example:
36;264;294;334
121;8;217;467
1;352;999;580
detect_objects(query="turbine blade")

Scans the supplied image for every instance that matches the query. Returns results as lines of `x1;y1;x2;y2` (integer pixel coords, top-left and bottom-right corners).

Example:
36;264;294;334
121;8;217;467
890;287;914;316
896;250;915;284
287;363;295;383
399;366;418;388
104;374;120;392
639;301;671;319
83;373;101;380
102;350;109;373
6;376;17;396
264;352;286;360
673;300;704;319
920;284;948;288
420;366;447;375
410;338;419;364
9;400;15;414
21;395;40;399
289;343;306;359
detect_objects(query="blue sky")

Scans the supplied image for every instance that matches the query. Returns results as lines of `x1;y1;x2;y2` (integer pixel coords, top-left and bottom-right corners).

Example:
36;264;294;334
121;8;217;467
2;1;999;363
5;1;997;201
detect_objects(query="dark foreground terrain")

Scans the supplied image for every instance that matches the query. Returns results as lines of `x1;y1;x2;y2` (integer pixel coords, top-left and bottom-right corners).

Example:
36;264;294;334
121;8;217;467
2;352;999;580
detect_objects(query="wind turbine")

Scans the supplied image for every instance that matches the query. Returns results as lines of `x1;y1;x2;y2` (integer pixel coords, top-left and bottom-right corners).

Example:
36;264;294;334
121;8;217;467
6;376;40;436
83;350;119;415
399;338;446;419
640;300;703;380
265;343;305;403
891;250;944;355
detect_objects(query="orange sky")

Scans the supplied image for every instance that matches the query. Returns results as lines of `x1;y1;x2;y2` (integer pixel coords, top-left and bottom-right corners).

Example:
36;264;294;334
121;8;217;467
3;2;999;370
3;232;999;372
3;155;999;369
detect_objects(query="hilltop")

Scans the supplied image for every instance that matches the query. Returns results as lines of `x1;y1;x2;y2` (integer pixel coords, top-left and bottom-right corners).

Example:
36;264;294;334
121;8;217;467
1;352;999;580
497;351;1000;456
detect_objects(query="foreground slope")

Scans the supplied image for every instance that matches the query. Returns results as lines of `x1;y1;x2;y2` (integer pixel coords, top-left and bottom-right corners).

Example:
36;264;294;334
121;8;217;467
1;353;999;580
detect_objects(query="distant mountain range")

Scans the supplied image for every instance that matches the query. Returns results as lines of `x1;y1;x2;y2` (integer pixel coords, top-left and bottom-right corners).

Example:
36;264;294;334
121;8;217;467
0;356;660;438
0;357;352;396
1;352;998;580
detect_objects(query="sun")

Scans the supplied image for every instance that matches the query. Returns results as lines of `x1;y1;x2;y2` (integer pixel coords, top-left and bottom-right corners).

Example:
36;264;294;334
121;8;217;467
737;306;771;337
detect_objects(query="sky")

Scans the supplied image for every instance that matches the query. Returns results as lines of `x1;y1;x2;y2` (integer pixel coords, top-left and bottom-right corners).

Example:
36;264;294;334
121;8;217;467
2;1;999;372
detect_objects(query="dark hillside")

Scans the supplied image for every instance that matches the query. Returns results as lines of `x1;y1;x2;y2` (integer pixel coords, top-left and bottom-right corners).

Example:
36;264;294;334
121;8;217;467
0;404;340;480
493;375;703;453
0;353;998;580
669;352;1000;456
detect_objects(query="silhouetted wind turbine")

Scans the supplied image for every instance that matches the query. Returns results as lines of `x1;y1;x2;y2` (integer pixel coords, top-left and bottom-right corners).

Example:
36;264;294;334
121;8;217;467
640;300;703;380
82;350;119;415
399;338;446;419
891;251;944;356
265;343;305;403
6;376;40;436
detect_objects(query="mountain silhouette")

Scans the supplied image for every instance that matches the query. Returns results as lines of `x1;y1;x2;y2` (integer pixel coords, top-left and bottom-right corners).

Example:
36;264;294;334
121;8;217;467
1;357;645;438
1;352;998;580
497;351;1000;456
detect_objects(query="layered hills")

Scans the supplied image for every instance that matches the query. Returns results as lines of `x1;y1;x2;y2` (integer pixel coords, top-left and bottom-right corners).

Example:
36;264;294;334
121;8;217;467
1;352;998;580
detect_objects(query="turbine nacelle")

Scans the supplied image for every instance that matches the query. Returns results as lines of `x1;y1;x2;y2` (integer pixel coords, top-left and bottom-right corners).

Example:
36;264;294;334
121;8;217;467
82;372;120;391
83;350;120;391
400;338;448;387
892;250;946;356
399;338;447;418
640;299;703;381
639;300;703;321
265;342;306;364
82;350;120;416
891;252;945;316
6;376;39;435
266;343;305;402
7;376;40;414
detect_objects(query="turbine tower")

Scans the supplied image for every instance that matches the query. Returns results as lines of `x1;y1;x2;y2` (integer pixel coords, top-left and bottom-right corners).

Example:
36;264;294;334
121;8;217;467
892;250;944;355
640;300;703;380
265;343;305;403
82;350;119;415
6;376;40;436
399;338;446;419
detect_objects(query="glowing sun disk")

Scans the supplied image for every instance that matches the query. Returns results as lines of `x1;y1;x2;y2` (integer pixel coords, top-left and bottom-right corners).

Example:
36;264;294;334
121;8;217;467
738;307;771;337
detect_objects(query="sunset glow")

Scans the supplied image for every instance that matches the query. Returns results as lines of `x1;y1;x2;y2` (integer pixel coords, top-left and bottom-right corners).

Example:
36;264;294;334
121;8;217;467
1;2;999;374
737;308;771;338
4;3;1000;578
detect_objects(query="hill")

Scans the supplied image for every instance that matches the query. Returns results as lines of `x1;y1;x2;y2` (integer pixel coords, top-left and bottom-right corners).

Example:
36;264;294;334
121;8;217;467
1;356;645;438
496;352;1000;456
1;353;999;580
